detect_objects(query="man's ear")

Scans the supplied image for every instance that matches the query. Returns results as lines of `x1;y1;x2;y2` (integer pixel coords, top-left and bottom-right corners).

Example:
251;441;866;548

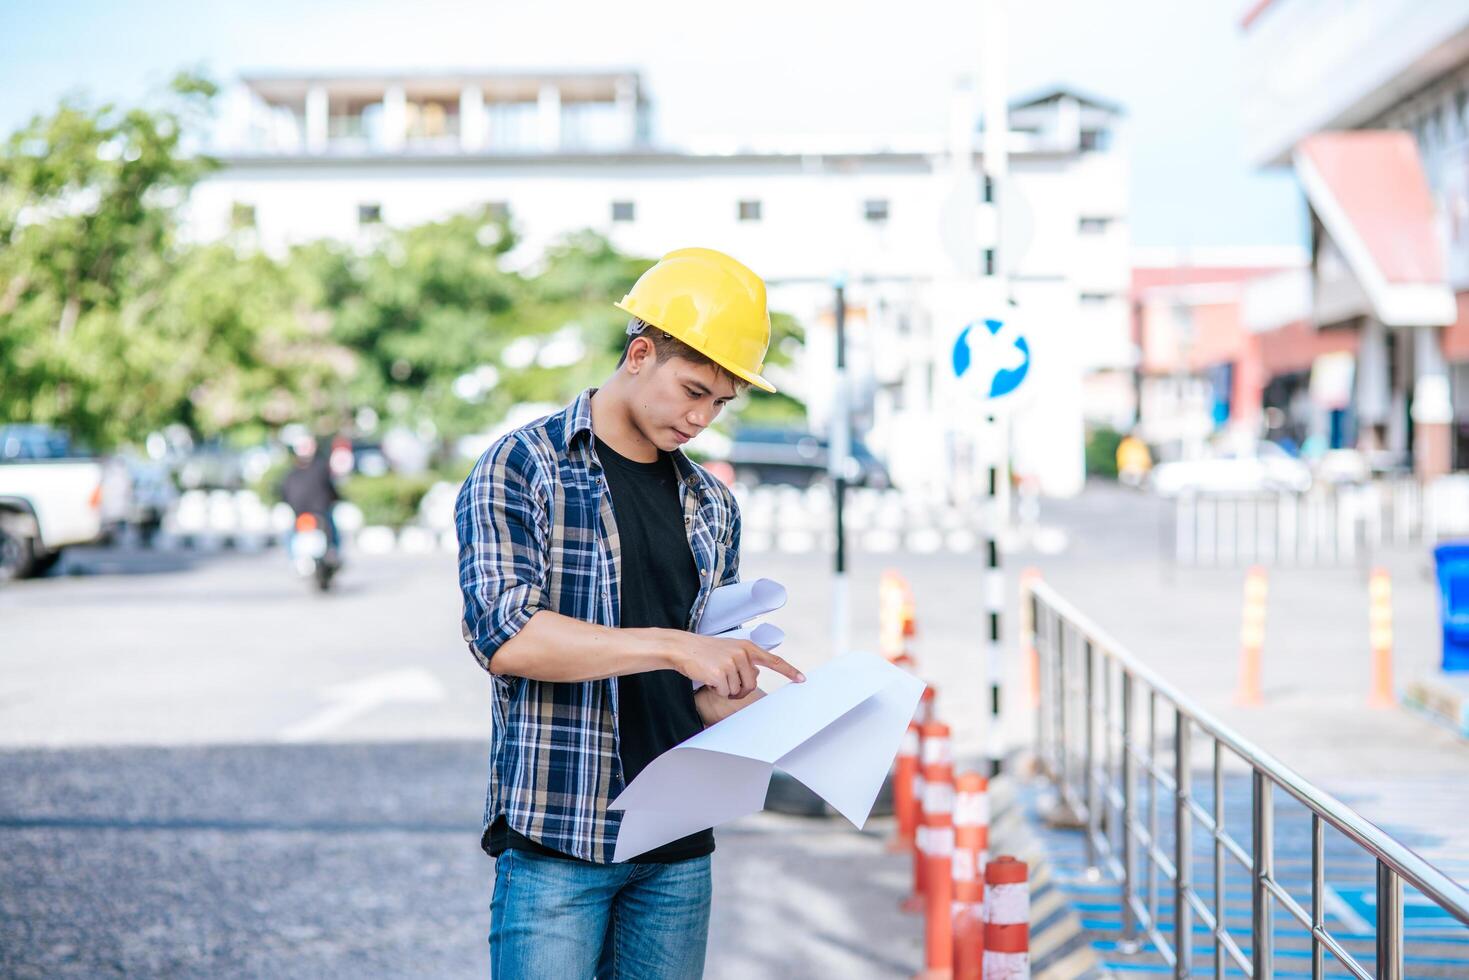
624;335;657;375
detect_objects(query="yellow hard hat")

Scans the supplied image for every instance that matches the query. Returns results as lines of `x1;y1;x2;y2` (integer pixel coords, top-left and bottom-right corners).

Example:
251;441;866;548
615;247;777;393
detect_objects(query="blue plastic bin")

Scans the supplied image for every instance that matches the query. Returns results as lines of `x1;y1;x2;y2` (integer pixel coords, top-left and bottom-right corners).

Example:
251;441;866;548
1432;542;1469;672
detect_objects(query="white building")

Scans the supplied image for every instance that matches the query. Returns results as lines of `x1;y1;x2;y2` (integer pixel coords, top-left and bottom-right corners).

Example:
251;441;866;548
1240;0;1469;475
188;70;1133;499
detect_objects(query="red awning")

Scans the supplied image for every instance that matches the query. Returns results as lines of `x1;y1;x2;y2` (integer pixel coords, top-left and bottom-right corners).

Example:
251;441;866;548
1293;131;1456;326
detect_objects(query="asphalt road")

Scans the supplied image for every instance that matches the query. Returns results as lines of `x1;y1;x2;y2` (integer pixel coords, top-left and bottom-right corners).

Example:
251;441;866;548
3;482;1466;977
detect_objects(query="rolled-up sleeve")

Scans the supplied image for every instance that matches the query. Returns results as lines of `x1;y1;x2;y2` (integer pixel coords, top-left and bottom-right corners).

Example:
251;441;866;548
456;433;550;673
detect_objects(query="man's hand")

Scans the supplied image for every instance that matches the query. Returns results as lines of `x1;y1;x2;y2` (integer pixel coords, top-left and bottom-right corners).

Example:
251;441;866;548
671;634;804;699
694;684;765;726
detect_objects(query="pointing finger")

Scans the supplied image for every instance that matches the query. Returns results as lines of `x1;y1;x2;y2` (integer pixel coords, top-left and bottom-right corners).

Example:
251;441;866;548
753;650;805;683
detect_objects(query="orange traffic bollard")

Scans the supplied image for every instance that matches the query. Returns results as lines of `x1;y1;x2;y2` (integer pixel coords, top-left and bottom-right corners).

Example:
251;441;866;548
1235;566;1268;707
903;720;950;914
881;569;907;662
889;721;922;853
953;772;990;980
915;759;956;980
902;723;929;912
902;582;917;641
982;856;1030;979
918;684;937;725
1369;568;1395;708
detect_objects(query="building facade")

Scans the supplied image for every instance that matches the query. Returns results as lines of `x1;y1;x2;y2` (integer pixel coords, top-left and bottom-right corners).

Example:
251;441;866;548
1240;0;1469;476
1131;247;1308;461
187;71;1133;499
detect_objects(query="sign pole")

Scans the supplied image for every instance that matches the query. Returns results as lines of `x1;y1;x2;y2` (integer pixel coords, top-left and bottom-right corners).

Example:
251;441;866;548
981;0;1010;777
830;277;851;658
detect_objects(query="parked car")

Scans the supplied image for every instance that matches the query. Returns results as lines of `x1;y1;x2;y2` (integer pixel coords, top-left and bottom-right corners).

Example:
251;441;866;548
1149;440;1312;496
1;424;79;461
176;441;250;490
0;425;106;580
726;426;893;489
99;453;178;540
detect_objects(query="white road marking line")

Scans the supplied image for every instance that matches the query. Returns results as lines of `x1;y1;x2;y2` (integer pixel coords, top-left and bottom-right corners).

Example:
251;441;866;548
279;667;447;742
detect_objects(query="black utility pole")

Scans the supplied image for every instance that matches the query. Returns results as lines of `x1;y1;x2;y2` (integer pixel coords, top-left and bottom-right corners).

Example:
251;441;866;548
985;452;1003;777
831;278;850;656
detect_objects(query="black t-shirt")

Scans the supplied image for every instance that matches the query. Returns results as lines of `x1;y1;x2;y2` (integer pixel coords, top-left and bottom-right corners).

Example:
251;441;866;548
488;435;713;864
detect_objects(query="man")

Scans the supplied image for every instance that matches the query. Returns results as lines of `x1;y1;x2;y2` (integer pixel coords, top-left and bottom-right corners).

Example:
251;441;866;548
456;247;806;978
279;432;341;559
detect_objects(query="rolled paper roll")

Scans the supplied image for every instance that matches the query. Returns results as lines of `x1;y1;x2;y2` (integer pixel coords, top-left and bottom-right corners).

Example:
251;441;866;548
696;578;788;636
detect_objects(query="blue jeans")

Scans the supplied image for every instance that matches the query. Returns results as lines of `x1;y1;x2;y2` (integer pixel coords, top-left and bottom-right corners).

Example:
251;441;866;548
489;848;711;979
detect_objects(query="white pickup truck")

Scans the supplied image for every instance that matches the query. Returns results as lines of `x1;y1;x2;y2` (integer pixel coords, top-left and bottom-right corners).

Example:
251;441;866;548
0;426;106;581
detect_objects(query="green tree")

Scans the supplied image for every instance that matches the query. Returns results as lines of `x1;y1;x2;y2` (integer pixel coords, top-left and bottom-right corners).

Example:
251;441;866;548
0;72;348;448
324;206;528;441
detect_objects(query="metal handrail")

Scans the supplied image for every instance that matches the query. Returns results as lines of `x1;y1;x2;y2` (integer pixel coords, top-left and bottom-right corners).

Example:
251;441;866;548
1025;577;1469;980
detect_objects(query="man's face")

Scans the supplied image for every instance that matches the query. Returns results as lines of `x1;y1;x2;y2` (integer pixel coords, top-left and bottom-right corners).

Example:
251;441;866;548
626;340;739;453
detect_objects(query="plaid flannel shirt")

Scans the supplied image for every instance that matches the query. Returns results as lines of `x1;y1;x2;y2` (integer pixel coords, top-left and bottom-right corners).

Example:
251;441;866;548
455;387;742;864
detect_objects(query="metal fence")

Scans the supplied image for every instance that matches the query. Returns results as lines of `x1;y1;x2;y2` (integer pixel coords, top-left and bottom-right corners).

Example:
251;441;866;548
1026;577;1469;978
1166;478;1461;568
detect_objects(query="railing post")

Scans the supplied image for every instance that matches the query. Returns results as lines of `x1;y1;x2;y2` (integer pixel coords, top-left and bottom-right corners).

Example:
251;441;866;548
1084;639;1099;873
1312;814;1324;980
1376;860;1403;980
1119;671;1140;951
1055;621;1070;804
1174;710;1192;979
1033;593;1047;776
1252;770;1274;980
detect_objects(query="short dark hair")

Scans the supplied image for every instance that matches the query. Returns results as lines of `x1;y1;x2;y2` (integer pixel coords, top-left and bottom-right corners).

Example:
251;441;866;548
619;318;751;393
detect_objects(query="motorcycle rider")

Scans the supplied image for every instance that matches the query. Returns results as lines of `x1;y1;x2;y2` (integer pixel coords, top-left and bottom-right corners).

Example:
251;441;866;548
279;432;342;565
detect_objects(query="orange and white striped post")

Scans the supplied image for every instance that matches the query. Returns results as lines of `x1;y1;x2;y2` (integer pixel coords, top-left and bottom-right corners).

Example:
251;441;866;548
894;589;919;672
916;758;956;980
904;720;950;914
889;720;922;853
952;772;990;980
1235;566;1268;707
1019;568;1042;709
982;856;1030;979
902;723;929;912
1369;567;1395;709
918;684;937;725
902;581;918;645
881;569;907;663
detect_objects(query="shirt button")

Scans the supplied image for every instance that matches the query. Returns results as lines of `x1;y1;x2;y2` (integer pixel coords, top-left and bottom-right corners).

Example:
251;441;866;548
699;567;708;577
684;515;692;525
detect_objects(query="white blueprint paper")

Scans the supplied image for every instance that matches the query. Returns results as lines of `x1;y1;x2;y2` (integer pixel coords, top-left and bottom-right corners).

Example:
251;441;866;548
609;651;924;862
696;578;787;636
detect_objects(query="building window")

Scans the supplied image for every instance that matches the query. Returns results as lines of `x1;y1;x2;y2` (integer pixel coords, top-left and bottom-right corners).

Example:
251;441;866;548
1080;292;1110;306
738;199;762;222
358;203;382;225
983;248;996;276
1079;128;1112;152
230;202;256;230
864;199;890;223
1079;216;1110;234
611;200;635;222
982;175;994;204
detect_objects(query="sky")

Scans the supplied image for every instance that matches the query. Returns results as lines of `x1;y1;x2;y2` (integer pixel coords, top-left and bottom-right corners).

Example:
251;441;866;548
0;0;1308;251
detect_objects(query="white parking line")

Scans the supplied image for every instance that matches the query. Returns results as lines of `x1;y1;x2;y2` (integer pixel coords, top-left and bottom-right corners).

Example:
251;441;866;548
279;668;447;742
